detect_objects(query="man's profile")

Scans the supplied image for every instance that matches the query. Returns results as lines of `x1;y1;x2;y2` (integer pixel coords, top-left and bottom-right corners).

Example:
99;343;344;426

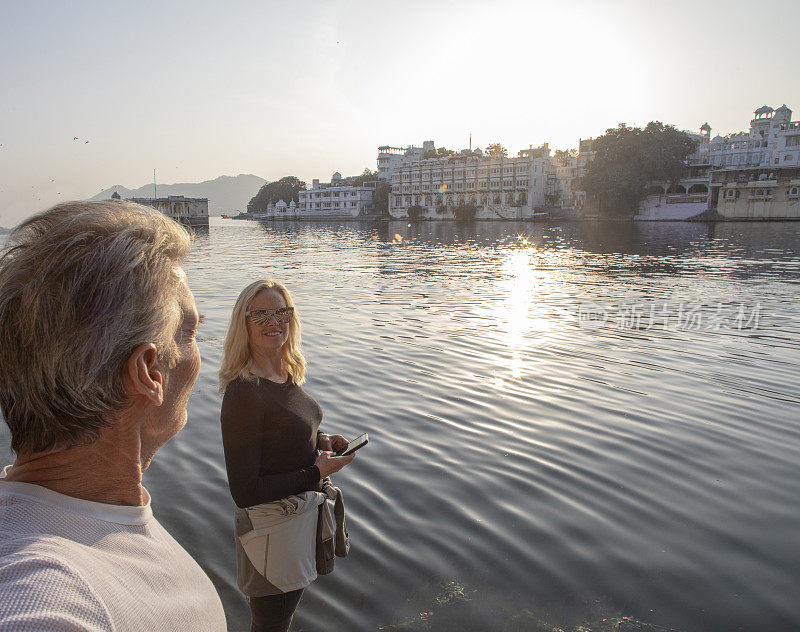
0;201;226;631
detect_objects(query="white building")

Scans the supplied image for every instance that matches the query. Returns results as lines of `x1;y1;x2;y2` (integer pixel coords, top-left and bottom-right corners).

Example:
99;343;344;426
388;144;553;220
128;195;209;227
253;173;375;219
638;104;800;220
707;104;800;169
377;141;434;180
552;138;596;210
298;172;374;218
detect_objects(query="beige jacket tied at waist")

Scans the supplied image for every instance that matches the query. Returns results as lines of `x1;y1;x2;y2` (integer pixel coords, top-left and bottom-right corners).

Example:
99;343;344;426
238;480;347;593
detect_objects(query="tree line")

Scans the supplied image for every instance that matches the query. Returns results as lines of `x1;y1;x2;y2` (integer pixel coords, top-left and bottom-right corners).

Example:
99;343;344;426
570;122;697;217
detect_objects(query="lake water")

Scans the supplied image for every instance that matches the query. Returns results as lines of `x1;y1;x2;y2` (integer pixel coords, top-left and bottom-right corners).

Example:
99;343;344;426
2;217;800;631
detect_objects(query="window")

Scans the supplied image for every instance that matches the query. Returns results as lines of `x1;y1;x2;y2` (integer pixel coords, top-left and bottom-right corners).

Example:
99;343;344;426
784;154;793;161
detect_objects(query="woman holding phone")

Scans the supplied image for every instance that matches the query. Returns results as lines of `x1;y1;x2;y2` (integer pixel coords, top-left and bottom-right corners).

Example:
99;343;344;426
219;279;355;632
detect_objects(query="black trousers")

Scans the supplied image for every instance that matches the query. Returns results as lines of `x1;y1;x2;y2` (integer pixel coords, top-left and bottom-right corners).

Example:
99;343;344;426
249;589;304;632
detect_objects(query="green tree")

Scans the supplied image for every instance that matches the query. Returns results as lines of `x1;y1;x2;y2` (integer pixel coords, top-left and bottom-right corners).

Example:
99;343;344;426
407;205;426;220
580;122;697;217
423;147;455;159
372;179;391;217
453;203;478;221
247;176;306;213
554;148;577;166
347;168;378;187
485;143;507;158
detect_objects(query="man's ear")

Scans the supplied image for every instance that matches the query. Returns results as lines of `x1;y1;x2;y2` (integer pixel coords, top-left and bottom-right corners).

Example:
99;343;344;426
123;343;163;407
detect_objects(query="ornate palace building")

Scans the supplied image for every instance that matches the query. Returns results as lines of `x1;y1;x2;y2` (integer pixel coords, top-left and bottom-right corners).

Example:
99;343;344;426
386;144;554;220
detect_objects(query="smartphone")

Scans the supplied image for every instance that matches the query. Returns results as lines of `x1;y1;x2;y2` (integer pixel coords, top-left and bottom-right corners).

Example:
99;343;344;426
336;433;368;456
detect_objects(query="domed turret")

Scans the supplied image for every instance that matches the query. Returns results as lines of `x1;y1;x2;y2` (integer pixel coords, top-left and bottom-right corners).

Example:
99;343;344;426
331;172;342;182
700;122;711;133
754;105;774;118
774;104;792;122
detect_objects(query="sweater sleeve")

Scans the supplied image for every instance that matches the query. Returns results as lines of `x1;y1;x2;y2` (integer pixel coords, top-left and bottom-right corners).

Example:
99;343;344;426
221;382;320;508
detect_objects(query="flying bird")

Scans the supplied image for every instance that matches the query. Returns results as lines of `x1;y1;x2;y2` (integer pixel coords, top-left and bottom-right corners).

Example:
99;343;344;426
73;137;78;141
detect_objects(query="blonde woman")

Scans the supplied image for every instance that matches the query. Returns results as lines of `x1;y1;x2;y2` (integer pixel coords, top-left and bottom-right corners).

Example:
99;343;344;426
219;279;354;632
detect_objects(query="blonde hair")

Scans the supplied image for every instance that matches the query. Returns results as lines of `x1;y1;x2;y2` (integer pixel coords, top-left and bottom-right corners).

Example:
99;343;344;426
0;200;191;454
218;279;306;393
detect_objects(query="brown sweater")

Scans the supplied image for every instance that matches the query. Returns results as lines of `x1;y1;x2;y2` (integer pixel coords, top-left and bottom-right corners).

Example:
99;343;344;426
220;375;322;508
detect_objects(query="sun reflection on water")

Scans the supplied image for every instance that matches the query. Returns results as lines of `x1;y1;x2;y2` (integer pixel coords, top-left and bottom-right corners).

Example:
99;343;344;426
490;241;553;383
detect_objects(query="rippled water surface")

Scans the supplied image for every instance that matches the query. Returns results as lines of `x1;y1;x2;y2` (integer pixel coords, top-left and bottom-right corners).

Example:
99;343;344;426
3;218;800;631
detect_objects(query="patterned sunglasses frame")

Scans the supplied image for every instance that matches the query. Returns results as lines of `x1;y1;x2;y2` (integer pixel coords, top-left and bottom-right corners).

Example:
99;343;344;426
246;306;294;326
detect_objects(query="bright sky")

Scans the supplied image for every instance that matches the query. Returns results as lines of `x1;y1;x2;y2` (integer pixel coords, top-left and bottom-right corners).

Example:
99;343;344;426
1;0;799;225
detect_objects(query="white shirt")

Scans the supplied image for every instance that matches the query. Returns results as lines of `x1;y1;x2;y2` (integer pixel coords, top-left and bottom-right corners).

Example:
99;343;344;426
0;471;227;631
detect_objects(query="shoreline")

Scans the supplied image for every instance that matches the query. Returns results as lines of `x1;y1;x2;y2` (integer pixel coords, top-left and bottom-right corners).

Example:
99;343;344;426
225;216;800;224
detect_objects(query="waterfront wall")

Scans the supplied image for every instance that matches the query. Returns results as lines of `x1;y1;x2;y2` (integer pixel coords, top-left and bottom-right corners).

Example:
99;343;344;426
716;180;800;219
635;194;708;221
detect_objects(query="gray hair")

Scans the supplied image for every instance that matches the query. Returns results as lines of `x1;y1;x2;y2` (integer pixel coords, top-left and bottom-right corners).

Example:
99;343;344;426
0;200;191;454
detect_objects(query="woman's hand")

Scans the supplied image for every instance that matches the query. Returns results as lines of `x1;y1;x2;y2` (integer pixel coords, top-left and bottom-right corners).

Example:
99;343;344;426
317;433;348;453
315;450;355;479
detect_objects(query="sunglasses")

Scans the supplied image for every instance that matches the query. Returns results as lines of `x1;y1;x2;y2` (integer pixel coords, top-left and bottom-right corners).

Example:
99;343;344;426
246;306;294;326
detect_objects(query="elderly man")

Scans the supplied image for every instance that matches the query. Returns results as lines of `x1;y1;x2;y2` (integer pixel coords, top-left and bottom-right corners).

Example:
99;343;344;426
0;201;226;630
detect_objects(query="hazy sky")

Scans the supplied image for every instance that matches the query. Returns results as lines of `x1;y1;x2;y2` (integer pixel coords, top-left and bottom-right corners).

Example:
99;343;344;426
1;0;799;225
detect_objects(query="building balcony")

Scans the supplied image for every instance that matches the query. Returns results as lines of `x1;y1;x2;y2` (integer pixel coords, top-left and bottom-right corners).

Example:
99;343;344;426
745;180;778;188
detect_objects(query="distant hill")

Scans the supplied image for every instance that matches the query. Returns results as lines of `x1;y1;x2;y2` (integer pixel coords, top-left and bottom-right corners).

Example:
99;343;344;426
90;174;267;216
